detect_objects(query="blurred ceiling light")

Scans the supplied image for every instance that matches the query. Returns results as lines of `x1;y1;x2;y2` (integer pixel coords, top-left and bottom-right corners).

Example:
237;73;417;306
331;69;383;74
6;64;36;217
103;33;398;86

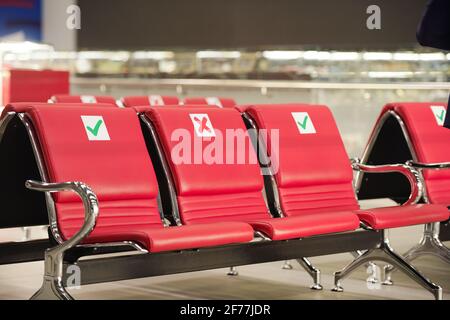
159;60;177;73
262;51;302;60
196;51;241;59
8;51;77;60
133;51;174;60
419;53;446;61
368;71;414;78
447;53;450;60
329;52;360;61
363;52;393;60
303;51;331;60
392;52;419;61
78;51;110;59
0;41;53;53
110;51;131;61
77;51;129;61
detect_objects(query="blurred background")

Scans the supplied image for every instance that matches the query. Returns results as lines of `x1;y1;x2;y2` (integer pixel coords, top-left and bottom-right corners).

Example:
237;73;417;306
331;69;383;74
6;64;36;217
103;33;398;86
0;0;449;156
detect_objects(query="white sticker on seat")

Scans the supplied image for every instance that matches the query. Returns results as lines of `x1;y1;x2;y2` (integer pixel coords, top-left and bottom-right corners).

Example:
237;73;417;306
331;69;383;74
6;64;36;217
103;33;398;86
430;106;446;126
81;116;110;141
80;95;97;103
149;95;164;106
292;112;316;134
189;113;215;137
206;97;223;108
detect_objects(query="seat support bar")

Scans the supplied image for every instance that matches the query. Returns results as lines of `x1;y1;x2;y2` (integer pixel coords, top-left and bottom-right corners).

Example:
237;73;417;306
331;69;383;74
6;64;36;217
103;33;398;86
62;230;380;289
0;239;51;265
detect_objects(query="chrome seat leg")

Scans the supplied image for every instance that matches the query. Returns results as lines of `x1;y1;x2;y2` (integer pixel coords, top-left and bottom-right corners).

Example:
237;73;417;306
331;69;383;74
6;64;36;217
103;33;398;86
31;277;73;300
332;230;442;300
282;260;293;270
296;258;323;290
227;266;239;276
352;250;380;284
31;248;73;300
383;222;450;286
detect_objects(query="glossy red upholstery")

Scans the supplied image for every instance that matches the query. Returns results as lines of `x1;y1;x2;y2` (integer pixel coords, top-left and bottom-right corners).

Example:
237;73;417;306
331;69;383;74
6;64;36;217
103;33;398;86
243;104;448;229
245;104;360;216
146;107;268;224
50;95;117;105
248;211;359;240
357;204;448;230
23;104;253;252
380;103;450;205
121;95;179;108
1;103;113;119
183;97;236;108
145;106;359;240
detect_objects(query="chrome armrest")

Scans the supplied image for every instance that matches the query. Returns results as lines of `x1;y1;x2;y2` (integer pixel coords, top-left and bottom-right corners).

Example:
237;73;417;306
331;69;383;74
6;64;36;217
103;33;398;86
25;180;99;253
351;158;423;205
406;160;450;170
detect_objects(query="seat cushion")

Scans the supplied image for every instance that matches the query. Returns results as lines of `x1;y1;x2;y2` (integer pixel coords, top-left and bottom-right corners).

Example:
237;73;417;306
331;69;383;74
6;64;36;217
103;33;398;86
121;95;179;107
249;211;360;240
145;107;269;225
243;104;360;217
183;97;236;108
27;105;162;242
51;95;117;105
382;103;450;205
356;204;449;230
84;222;254;252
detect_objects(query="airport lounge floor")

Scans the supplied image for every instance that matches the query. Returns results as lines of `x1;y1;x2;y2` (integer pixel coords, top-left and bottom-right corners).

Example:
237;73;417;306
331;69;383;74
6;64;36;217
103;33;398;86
0;200;449;300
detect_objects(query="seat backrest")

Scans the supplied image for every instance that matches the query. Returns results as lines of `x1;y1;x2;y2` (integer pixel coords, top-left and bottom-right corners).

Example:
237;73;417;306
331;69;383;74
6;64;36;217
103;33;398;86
50;95;117;106
145;106;269;224
383;102;450;204
183;97;236;108
244;104;359;216
25;104;162;240
121;95;179;107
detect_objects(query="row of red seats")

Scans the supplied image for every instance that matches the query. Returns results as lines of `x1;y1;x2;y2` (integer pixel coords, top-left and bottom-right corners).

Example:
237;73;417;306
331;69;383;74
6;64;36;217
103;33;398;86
49;94;236;108
0;101;448;300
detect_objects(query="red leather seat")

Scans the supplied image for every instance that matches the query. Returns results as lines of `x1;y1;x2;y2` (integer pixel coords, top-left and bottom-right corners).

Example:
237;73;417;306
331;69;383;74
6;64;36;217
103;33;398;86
50;95;117;105
145;106;358;239
243;104;448;230
357;204;448;230
381;103;450;206
121;95;179;108
248;211;360;240
22;104;253;252
82;222;253;253
1;102;113;119
183;97;236;108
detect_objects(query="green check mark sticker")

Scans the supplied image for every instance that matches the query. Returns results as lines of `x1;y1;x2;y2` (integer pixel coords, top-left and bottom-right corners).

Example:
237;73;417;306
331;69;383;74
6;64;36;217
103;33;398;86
86;119;103;136
297;115;309;130
292;112;316;134
81;116;110;141
430;106;447;126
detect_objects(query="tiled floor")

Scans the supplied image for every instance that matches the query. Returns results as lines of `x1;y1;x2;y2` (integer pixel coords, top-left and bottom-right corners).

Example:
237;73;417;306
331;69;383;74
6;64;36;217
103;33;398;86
0;200;448;300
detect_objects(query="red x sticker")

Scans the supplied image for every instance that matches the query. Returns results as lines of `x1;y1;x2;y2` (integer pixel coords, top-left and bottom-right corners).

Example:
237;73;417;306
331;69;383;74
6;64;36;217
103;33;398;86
190;113;215;137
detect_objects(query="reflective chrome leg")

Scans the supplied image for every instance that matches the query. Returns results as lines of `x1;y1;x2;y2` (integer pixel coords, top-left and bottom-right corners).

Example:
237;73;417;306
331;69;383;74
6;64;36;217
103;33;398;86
296;258;323;290
30;248;73;300
352;251;379;284
30;277;73;300
383;222;450;286
282;260;293;270
227;266;239;276
332;230;442;300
